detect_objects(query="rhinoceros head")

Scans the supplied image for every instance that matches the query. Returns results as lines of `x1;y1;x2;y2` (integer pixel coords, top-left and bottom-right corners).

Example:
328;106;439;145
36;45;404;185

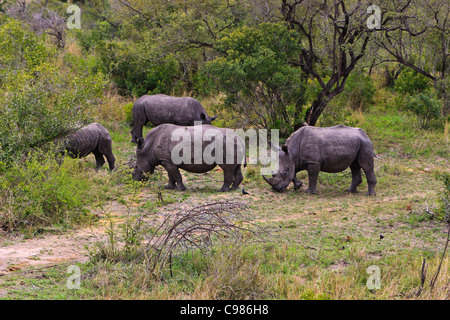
262;145;295;193
200;113;217;125
132;137;154;181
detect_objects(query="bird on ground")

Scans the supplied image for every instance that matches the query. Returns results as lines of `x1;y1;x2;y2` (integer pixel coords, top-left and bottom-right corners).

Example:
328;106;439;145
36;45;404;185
242;189;251;195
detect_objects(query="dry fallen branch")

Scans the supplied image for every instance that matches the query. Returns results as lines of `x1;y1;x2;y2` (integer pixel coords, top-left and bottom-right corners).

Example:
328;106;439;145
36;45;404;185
417;258;427;296
143;201;264;278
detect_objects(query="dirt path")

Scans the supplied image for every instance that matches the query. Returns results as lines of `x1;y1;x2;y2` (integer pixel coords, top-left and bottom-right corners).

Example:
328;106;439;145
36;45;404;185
0;227;98;274
0;199;133;275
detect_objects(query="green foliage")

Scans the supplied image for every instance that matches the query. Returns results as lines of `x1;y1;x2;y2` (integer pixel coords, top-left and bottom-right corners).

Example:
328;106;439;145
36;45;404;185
343;71;376;111
406;93;442;128
0;149;95;235
0;18;47;86
0;18;106;165
204;22;305;136
305;77;327;105
87;211;147;263
395;69;432;95
318;70;375;125
123;102;134;126
94;40;180;97
75;21;115;52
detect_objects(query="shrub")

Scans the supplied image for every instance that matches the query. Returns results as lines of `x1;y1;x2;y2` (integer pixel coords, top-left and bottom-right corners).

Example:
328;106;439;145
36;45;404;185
94;40;181;97
123;102;134;126
203;22;306;137
0;18;106;166
342;71;376;111
75;21;115;52
406;93;442;128
0;148;96;235
395;69;432;95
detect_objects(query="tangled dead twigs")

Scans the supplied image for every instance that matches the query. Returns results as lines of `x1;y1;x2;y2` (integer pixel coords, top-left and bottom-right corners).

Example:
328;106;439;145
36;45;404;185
143;201;265;278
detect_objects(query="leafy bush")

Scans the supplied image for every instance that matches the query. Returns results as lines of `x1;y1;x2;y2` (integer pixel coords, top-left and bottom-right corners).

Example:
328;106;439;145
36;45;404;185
395;69;431;95
0;149;95;235
123;102;134;126
203;22;306;136
94;40;181;97
342;71;376;111
0;18;106;165
75;21;115;52
406;93;442;128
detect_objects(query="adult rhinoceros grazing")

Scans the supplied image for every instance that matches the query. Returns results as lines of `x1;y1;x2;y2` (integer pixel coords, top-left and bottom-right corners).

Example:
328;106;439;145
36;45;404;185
65;123;116;171
263;125;377;196
132;124;245;192
130;94;217;143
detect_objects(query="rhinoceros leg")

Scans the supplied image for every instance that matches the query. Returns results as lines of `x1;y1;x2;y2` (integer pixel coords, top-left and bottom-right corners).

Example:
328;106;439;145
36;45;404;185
305;164;320;194
347;161;363;193
92;149;106;170
105;153;116;171
357;148;377;196
164;175;177;190
363;167;377;196
219;166;235;192
97;137;115;171
162;162;186;191
293;176;303;190
231;165;243;190
130;115;147;143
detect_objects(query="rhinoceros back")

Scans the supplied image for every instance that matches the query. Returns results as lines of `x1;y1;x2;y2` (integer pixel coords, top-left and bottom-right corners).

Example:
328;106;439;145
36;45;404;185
144;124;245;167
140;94;205;126
66;123;106;158
286;125;375;173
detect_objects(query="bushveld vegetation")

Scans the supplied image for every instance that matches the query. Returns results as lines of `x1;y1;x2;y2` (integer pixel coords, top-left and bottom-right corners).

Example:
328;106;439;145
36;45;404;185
0;0;448;300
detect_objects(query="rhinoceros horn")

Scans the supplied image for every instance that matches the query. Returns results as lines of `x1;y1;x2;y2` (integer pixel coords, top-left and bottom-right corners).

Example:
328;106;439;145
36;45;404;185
211;116;218;121
263;175;275;186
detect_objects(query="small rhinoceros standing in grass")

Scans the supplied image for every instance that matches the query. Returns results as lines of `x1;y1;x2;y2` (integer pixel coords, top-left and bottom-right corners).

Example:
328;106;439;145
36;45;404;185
132;124;245;192
65;123;116;171
263;125;377;196
130;94;217;143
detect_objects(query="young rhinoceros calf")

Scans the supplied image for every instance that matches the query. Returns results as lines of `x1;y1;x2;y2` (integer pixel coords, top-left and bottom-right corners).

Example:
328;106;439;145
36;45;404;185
65;123;116;171
132;124;245;192
263;125;377;196
130;94;217;143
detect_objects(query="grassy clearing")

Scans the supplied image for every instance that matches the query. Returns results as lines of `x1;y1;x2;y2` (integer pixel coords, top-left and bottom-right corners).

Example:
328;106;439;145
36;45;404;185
0;92;449;300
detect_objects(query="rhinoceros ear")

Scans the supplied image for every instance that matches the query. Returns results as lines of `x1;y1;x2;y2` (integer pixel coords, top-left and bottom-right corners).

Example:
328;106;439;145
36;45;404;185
200;113;206;121
137;138;145;149
281;145;288;154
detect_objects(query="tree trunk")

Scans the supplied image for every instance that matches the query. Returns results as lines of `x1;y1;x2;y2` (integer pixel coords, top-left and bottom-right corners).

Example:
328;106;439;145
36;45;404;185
306;99;329;126
435;79;449;117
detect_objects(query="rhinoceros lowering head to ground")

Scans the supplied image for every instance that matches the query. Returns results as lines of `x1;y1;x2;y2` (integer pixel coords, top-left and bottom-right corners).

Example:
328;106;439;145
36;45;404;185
65;123;116;171
130;94;217;143
263;125;377;196
132;124;244;192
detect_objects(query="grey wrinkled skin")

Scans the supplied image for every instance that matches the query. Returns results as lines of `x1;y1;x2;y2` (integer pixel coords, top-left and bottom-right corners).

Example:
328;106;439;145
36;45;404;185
263;125;377;196
133;124;244;192
65;123;116;171
130;94;217;143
